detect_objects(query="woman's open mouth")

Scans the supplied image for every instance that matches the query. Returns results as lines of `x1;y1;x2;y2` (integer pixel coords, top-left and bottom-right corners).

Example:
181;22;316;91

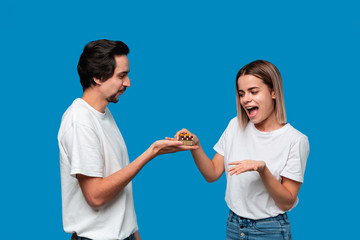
246;106;259;118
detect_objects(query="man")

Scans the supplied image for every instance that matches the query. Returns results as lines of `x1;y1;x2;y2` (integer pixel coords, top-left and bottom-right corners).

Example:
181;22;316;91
58;39;197;240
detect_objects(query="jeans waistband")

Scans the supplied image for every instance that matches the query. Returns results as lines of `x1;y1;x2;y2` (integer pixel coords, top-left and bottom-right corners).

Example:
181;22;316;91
71;233;134;240
229;209;289;222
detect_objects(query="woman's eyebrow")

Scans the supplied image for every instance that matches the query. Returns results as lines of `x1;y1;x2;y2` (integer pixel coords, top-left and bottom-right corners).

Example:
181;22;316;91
238;87;259;92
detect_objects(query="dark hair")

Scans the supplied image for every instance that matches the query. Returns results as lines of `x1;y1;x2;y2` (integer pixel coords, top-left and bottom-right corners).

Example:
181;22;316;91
77;39;129;91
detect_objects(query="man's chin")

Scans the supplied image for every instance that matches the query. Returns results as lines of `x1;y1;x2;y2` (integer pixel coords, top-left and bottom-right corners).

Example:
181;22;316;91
106;96;119;103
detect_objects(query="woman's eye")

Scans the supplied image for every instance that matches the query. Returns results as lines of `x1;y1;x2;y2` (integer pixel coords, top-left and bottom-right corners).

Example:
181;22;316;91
251;91;258;95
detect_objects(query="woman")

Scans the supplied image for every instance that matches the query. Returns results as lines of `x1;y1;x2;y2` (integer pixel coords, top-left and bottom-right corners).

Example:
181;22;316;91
173;60;309;239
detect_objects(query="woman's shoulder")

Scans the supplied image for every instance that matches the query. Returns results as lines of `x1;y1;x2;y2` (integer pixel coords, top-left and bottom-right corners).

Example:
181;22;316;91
226;116;241;130
229;116;238;125
285;124;309;143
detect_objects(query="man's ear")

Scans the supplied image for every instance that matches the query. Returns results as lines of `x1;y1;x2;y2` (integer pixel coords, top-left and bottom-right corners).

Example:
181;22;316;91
93;77;102;85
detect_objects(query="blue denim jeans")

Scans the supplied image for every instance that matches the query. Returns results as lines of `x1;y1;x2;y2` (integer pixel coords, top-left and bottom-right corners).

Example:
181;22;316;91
72;233;135;240
226;210;292;240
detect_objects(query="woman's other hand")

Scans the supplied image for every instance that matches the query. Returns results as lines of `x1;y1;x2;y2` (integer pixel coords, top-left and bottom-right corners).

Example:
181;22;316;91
227;160;266;175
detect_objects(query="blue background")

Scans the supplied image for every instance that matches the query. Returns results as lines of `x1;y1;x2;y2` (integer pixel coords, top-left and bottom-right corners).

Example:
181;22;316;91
1;0;359;239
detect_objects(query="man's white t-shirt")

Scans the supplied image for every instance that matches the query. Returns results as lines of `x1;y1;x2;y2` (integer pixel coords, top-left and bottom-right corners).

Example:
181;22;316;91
58;98;138;240
214;117;309;220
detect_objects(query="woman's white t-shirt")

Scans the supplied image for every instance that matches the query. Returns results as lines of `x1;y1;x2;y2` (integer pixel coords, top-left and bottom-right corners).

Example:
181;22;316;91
214;117;309;220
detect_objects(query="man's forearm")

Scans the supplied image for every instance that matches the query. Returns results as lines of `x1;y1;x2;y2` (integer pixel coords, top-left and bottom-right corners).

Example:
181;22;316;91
78;139;197;209
78;146;156;209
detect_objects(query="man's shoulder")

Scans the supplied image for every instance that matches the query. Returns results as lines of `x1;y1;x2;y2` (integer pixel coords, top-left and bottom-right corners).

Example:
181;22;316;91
62;98;82;115
58;99;100;140
60;99;96;127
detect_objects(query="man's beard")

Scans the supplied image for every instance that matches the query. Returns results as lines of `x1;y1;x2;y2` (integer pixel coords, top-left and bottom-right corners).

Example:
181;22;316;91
106;88;126;103
106;93;119;103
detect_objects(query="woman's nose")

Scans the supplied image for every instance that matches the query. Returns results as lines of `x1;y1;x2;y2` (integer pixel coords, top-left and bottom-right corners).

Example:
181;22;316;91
243;93;252;103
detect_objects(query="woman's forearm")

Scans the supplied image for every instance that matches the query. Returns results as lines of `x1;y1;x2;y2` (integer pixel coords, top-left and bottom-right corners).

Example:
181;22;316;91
191;146;224;182
258;165;300;211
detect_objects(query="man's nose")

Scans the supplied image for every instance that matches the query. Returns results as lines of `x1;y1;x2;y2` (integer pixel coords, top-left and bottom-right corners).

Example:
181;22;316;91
124;77;130;87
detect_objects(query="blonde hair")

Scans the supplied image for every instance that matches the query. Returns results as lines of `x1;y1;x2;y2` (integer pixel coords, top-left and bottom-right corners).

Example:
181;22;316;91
235;60;287;129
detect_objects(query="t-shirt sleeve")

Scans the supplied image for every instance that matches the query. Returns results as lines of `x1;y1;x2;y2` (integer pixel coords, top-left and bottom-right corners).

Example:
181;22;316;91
280;135;309;183
214;120;233;156
62;122;104;178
